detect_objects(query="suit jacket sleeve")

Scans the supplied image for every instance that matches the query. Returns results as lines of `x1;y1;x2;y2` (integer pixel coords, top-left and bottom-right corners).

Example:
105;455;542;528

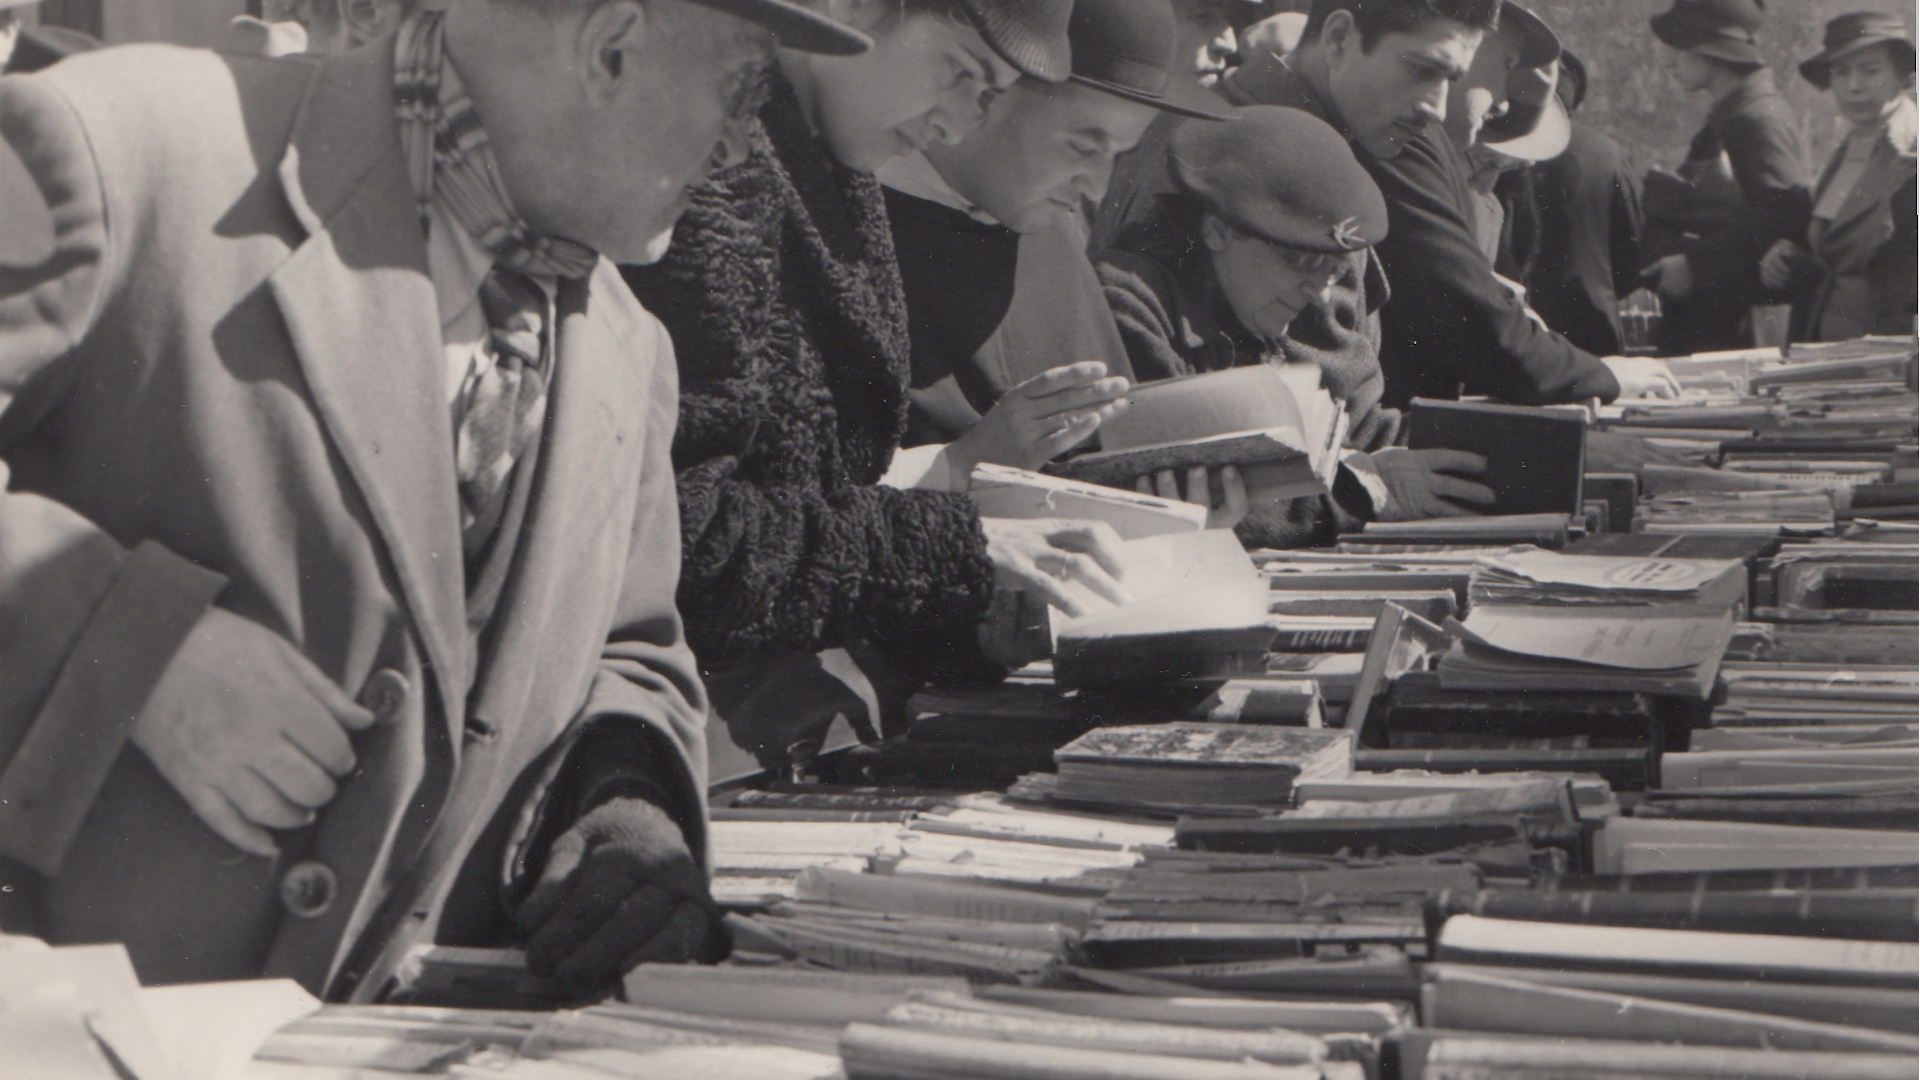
1681;107;1811;303
1869;174;1917;335
0;75;227;875
1365;136;1621;406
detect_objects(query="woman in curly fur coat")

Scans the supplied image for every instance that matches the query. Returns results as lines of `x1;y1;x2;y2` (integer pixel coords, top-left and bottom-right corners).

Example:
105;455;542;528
625;0;1132;771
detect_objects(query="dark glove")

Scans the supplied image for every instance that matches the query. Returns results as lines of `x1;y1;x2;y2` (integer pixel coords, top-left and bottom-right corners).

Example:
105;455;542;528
514;797;723;995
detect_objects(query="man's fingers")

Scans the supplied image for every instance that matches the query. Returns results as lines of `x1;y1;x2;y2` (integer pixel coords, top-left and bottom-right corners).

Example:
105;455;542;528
546;884;678;995
1032;412;1103;461
279;711;357;779
524;854;643;978
1431;475;1497;507
187;786;279;858
1043;521;1128;580
1417;449;1489;476
618;900;721;970
259;736;340;808
274;642;377;733
1017;570;1089;618
1014;361;1109;400
1152;468;1180;501
1051;549;1130;609
1134;475;1154;495
1185;465;1211;508
1026;377;1131;419
230;767;317;830
1215;465;1249;528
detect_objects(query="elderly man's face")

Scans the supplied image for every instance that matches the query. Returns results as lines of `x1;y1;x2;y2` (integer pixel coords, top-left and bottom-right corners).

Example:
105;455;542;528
803;7;1021;173
1443;18;1523;150
1204;215;1344;344
925;79;1156;234
486;0;776;264
1321;11;1482;159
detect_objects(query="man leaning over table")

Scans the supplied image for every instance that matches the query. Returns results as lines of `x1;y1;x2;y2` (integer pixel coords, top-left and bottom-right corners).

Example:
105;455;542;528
0;0;868;1000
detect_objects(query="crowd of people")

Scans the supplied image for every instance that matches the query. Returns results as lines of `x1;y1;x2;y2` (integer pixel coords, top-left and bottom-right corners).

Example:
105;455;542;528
0;0;1912;1003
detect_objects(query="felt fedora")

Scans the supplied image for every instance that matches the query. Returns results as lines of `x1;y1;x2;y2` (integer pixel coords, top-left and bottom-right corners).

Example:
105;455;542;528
1650;0;1768;68
1067;0;1239;120
1798;10;1915;89
1169;105;1389;254
698;0;871;55
969;0;1077;82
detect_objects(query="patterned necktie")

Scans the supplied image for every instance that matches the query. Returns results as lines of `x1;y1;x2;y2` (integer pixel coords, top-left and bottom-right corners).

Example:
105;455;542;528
456;265;551;563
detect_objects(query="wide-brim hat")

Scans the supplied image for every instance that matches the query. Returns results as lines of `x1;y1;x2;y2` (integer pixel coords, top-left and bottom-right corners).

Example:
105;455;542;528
1169;105;1389;255
1798;11;1915;89
1650;0;1767;68
968;0;1075;82
1500;2;1562;71
1481;77;1570;161
1067;0;1239;120
706;0;871;55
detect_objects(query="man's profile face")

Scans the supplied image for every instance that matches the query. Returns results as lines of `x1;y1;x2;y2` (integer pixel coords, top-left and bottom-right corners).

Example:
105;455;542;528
1322;12;1482;159
1170;0;1237;84
514;2;776;264
927;80;1156;234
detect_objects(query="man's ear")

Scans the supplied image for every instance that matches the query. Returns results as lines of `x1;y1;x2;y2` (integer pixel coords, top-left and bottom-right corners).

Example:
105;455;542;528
579;0;650;103
1200;212;1234;252
1320;10;1359;63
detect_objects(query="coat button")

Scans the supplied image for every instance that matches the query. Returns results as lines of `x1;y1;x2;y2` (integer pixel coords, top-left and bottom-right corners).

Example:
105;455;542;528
280;860;337;919
360;668;411;725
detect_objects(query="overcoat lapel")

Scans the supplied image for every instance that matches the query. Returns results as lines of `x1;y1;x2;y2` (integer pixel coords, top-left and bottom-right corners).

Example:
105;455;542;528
266;40;470;736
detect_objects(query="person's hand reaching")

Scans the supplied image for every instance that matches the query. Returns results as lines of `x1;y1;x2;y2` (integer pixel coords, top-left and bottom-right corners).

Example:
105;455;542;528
1601;355;1681;400
517;798;723;997
1135;464;1249;531
979;517;1130;617
948;362;1130;475
1367;448;1495;521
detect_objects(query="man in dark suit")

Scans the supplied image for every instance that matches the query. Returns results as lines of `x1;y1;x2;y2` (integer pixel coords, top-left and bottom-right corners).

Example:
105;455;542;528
0;0;866;1000
1526;50;1646;357
1229;0;1677;407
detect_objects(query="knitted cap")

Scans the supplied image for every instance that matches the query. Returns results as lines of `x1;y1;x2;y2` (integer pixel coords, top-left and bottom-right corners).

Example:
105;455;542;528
1169;105;1389;254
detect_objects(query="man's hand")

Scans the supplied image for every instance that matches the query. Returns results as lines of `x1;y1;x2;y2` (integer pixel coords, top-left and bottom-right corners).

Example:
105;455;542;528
980;517;1130;617
948;362;1130;474
1369;448;1495;521
517;798;723;996
1759;238;1799;293
1640;253;1694;301
130;607;374;857
1601;355;1681;400
1135;464;1250;531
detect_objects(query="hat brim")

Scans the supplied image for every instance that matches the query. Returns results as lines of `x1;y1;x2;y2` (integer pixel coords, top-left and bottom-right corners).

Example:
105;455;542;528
1501;3;1562;71
1799;34;1916;88
1071;74;1241;121
704;0;871;55
1481;89;1570;161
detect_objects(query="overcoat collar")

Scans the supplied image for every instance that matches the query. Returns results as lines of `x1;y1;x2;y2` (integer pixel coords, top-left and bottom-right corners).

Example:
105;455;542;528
1816;95;1918;239
266;34;470;739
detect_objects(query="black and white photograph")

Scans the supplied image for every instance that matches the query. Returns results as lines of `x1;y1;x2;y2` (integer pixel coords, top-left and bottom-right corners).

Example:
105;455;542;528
0;0;1915;1075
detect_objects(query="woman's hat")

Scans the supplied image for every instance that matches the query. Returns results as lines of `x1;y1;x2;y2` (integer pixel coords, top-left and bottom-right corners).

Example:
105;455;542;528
1649;0;1768;68
1168;105;1389;255
1798;11;1915;89
1067;0;1239;120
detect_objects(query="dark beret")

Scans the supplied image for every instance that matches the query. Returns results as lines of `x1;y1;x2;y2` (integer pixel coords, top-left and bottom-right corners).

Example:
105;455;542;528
1167;105;1388;254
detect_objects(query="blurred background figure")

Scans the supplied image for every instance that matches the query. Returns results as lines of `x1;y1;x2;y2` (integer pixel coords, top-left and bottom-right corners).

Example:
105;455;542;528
1761;11;1916;342
1523;49;1648;357
1238;9;1308;65
1640;0;1811;353
1;0;99;73
225;0;409;56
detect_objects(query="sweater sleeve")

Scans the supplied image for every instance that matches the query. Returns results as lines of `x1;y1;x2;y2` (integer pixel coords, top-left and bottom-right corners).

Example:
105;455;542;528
1094;251;1197;384
1364;134;1620;408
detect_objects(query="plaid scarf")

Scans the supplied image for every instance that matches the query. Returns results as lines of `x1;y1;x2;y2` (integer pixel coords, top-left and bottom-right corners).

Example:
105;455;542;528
394;8;599;280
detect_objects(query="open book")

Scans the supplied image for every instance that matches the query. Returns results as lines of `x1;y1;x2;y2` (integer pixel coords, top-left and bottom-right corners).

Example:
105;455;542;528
1048;365;1348;506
